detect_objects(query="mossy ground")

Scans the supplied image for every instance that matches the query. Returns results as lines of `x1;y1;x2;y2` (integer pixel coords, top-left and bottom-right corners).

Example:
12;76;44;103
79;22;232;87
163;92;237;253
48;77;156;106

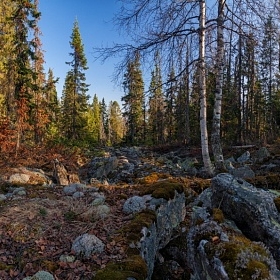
139;179;184;200
274;197;280;212
94;255;147;280
247;174;280;190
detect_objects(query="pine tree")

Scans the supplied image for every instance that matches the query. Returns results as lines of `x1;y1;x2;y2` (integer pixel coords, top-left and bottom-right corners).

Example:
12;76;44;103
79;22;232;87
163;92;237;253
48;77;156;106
61;19;89;142
122;52;145;145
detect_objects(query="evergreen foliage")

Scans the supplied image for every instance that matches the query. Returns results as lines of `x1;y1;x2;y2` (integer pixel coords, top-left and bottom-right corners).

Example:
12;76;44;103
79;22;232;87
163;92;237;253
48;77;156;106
61;19;89;143
122;52;145;145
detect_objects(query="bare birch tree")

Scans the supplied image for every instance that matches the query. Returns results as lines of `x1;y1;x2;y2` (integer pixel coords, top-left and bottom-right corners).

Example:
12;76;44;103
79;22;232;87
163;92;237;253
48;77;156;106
211;0;225;171
199;0;213;175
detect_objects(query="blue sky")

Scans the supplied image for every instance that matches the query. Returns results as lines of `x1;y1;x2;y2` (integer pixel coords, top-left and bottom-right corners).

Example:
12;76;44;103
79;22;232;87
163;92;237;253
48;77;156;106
39;0;124;105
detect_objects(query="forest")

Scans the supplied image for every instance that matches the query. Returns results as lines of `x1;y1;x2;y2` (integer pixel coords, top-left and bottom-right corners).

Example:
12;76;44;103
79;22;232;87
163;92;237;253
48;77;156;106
1;0;280;175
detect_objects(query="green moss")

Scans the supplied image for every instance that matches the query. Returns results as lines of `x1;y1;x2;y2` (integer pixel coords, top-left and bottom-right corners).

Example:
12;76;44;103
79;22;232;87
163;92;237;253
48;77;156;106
137;173;170;185
204;233;270;279
274;197;280;212
212;208;225;223
140;179;184;200
95;255;147;280
121;210;156;242
64;210;77;221
245;260;269;279
0;261;13;270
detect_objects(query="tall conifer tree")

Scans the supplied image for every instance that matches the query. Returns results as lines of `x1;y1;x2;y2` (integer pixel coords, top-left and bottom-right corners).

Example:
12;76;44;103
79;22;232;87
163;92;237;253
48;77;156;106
122;52;144;145
148;52;165;145
61;19;89;141
10;0;41;152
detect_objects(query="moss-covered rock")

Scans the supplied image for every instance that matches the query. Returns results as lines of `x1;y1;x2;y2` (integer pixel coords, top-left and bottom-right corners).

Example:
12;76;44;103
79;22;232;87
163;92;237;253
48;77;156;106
139;179;184;200
121;209;157;243
94;255;147;280
204;233;271;279
212;208;225;223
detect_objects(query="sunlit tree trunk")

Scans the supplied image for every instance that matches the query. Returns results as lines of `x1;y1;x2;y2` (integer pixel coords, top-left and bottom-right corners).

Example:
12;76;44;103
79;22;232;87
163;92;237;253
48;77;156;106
199;0;213;176
211;0;225;171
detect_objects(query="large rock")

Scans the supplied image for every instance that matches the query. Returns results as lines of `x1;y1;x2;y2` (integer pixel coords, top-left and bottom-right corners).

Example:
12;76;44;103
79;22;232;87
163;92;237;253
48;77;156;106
185;186;280;280
88;156;118;180
229;165;255;179
140;190;186;279
212;173;280;268
8;167;50;185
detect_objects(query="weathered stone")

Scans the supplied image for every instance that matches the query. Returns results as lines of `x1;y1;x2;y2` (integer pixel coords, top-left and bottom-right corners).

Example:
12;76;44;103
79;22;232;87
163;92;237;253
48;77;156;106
71;233;104;258
140;190;186;280
91;194;105;206
59;255;75;263
123;195;147;214
23;270;54;280
187;212;280;280
95;204;110;219
229;165;255;179
212;173;280;268
9;173;30;184
237;151;251;164
53;160;69;185
253;147;271;163
0;194;6;201
72;191;84;198
63;183;87;195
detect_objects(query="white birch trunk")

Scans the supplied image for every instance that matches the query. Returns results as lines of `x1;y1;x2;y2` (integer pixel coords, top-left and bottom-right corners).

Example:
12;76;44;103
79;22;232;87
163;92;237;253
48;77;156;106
211;0;225;170
199;0;213;176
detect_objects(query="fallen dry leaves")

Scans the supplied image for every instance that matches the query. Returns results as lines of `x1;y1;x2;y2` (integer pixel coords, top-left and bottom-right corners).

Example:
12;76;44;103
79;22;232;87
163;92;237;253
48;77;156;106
0;144;207;279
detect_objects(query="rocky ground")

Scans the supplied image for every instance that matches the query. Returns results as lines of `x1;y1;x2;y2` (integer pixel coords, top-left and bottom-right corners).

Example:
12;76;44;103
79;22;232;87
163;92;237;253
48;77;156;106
0;143;280;279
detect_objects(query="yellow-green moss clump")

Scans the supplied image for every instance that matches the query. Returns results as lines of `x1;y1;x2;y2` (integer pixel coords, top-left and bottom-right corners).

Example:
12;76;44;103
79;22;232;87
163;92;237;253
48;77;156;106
95;255;147;280
204;233;270;279
137;172;170;185
121;210;156;243
140;179;184;200
274;197;280;212
212;208;225;223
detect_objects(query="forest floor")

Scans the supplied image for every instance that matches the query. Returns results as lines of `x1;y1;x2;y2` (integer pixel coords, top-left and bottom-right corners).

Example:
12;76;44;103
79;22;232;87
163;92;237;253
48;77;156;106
0;145;146;279
0;142;277;279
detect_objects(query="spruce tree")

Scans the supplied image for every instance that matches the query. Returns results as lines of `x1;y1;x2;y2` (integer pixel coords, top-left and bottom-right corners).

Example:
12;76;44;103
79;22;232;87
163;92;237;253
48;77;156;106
108;101;124;145
0;0;15;117
61;19;89;142
10;0;41;152
45;68;60;141
165;66;177;143
122;52;144;145
148;52;165;145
